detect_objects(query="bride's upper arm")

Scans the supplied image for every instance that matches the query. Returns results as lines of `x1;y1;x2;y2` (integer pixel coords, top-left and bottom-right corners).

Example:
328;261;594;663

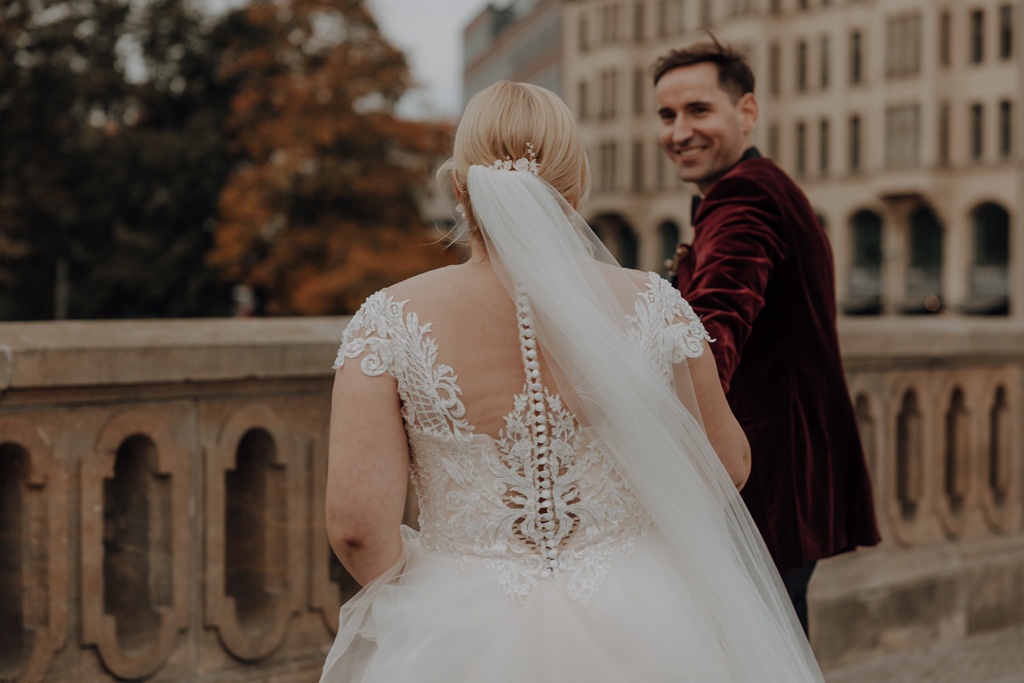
326;324;410;550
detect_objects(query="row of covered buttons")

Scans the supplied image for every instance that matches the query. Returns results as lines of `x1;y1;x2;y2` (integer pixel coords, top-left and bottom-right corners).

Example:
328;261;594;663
516;290;561;578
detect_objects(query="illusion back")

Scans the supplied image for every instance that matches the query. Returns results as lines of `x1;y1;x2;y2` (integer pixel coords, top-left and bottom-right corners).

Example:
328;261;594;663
335;272;709;604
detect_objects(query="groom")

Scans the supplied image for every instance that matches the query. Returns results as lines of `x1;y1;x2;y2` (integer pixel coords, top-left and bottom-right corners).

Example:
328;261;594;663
653;38;880;635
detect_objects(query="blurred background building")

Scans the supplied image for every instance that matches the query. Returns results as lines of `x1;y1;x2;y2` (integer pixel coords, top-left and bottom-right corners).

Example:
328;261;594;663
464;0;1024;680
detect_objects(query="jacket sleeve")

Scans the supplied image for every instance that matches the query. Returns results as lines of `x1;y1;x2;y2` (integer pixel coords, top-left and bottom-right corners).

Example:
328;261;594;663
682;175;787;393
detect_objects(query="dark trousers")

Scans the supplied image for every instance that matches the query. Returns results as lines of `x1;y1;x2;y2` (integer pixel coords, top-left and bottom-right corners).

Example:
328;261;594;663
780;560;817;636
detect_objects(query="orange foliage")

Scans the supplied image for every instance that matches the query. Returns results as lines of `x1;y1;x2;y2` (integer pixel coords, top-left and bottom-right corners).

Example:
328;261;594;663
209;0;458;314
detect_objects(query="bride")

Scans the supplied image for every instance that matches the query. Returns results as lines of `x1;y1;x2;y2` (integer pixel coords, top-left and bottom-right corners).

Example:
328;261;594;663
322;81;825;682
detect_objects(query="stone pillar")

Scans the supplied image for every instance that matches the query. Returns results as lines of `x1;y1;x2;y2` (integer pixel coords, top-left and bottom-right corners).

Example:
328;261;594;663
879;202;909;315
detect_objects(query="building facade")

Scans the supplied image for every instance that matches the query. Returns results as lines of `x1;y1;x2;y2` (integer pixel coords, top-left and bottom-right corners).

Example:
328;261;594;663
463;0;564;106
562;0;1022;321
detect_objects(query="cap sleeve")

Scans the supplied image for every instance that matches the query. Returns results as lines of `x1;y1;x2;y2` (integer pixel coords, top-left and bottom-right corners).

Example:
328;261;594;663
334;290;404;377
645;273;713;364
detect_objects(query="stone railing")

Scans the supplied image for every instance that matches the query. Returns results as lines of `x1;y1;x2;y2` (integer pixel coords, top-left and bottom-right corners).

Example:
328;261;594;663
811;318;1024;668
1;316;1022;681
0;318;349;683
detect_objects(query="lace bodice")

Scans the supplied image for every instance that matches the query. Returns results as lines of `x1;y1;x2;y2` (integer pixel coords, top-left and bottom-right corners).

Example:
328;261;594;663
334;273;710;603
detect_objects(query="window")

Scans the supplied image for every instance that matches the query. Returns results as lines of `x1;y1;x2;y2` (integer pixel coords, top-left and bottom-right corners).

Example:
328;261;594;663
970;103;984;160
676;0;687;34
885;104;921;168
820;36;830;89
849;115;862;172
580;13;590;52
634;1;645;43
658;0;669;38
600;69;619;119
600;141;619;191
1000;5;1013;59
969;203;1010;314
886;13;922;78
799;0;809;9
632;140;645;191
819;118;830;175
850;30;863;84
795;121;807;176
768;42;781;95
938;102;950;165
602;4;613;42
768;123;780;160
796;40;808;91
970;10;985;63
769;0;781;16
633;67;645;114
907;206;943;313
999;100;1013;158
578;81;590;121
939;11;951;65
700;0;712;27
847;210;883;314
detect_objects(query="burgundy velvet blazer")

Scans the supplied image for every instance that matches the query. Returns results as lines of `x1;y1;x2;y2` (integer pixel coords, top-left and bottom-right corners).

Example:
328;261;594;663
675;152;880;571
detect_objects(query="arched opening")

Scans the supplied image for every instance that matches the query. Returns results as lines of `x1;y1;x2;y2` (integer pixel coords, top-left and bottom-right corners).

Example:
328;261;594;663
904;205;944;314
592;214;639;269
943;389;969;517
103;435;168;654
658;220;681;276
225;428;285;637
0;444;27;677
989;386;1010;506
854;395;877;482
966;202;1010;315
845;210;882;315
896;390;923;520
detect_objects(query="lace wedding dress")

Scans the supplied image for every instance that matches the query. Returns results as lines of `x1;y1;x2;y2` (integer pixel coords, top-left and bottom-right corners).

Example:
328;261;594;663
321;274;754;682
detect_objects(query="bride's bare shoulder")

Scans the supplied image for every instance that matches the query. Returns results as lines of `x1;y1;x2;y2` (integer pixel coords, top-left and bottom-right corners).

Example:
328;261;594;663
382;264;467;301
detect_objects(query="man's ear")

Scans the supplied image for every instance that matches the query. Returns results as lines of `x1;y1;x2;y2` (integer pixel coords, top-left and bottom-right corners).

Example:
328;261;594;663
738;92;759;134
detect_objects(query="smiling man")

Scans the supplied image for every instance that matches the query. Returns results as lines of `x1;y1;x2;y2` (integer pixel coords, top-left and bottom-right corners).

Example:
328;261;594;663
654;38;880;636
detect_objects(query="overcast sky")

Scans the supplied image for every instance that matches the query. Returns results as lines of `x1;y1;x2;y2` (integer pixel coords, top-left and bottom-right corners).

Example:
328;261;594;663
367;0;494;120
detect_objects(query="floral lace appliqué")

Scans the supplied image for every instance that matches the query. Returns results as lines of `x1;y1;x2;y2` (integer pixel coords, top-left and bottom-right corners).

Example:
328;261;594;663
335;279;710;604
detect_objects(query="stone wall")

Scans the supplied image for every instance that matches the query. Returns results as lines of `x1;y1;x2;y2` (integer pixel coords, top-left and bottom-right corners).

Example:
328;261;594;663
811;317;1024;668
1;316;1022;680
0;318;349;683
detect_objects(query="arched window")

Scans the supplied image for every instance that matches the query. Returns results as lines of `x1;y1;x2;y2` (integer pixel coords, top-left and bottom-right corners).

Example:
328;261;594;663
905;205;943;314
967;202;1009;315
593;214;639;269
845;210;882;314
658;220;680;275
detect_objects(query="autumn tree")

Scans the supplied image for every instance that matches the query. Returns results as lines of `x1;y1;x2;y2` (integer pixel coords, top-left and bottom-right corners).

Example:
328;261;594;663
210;0;458;316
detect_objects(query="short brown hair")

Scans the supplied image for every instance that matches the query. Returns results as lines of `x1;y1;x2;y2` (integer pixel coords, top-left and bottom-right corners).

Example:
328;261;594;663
652;34;755;102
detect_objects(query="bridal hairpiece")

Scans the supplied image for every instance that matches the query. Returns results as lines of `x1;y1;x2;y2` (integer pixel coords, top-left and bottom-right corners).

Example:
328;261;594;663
491;142;540;175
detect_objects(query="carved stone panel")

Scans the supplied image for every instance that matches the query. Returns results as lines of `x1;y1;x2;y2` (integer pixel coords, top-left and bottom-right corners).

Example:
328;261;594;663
939;387;970;537
205;403;302;661
81;407;190;680
0;417;67;683
980;370;1022;533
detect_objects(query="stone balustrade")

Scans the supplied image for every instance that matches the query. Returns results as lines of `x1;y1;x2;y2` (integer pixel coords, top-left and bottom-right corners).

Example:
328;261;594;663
0;316;1022;681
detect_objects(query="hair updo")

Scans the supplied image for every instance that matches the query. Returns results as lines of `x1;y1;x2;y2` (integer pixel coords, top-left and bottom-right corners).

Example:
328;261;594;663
441;81;591;244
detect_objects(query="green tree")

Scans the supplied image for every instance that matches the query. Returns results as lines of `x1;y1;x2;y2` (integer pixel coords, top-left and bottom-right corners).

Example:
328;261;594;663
0;0;235;319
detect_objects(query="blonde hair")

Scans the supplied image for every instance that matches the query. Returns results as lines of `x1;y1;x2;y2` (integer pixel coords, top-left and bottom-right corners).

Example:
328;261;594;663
440;81;590;245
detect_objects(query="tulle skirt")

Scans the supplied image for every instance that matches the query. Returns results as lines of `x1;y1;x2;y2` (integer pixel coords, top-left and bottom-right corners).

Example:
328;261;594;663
320;527;744;683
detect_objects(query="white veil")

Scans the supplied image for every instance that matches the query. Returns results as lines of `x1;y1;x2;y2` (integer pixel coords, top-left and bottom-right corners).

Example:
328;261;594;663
468;164;825;682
